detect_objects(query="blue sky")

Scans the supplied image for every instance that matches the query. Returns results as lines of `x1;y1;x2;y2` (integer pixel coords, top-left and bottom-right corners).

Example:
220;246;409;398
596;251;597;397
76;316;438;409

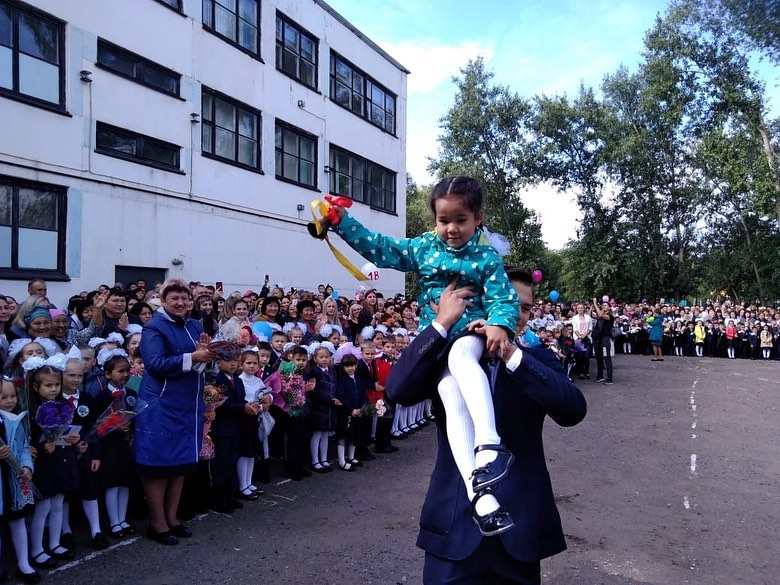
326;0;778;248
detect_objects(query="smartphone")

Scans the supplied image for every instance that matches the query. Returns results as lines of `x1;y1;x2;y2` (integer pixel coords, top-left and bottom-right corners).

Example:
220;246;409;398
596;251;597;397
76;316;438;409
265;274;269;280
216;281;223;290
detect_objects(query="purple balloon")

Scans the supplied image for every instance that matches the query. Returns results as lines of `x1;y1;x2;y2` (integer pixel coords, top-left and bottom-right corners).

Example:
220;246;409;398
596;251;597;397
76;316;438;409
532;269;543;283
602;295;610;303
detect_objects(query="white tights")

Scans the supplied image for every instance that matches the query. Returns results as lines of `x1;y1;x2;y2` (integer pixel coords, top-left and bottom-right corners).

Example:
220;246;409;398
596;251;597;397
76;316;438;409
31;494;65;559
438;335;502;515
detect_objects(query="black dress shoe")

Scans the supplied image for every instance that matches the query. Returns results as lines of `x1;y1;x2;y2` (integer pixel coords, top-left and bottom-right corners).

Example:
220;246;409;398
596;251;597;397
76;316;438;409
146;525;178;545
121;523;137;535
311;465;328;474
471;444;515;492
60;532;75;549
50;546;74;560
169;524;192;538
91;532;110;550
30;553;57;570
471;489;515;536
109;524;125;539
349;458;364;468
15;570;42;584
238;489;260;501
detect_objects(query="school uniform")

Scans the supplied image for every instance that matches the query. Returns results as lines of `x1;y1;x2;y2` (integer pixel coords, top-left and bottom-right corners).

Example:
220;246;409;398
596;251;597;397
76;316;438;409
63;390;102;501
334;371;366;441
83;366;108;399
209;371;245;503
237;373;262;458
30;399;81;499
95;384;137;489
305;365;336;432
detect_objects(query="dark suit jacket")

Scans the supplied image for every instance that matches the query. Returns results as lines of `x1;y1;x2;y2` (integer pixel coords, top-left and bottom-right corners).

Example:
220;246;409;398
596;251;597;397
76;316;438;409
386;325;587;563
210;372;246;439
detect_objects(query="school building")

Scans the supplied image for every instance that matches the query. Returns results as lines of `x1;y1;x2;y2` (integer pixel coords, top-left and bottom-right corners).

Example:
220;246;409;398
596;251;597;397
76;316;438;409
0;0;408;303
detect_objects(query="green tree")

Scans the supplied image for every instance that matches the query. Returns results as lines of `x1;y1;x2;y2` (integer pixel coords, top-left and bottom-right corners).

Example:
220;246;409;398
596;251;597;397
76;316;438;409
429;58;545;268
404;174;430;298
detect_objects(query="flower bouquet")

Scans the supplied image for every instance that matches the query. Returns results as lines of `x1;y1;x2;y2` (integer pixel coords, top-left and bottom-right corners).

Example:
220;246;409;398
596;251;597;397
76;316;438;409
278;361;307;417
199;384;227;460
348;399;388;428
35;400;74;443
82;395;150;444
0;433;41;501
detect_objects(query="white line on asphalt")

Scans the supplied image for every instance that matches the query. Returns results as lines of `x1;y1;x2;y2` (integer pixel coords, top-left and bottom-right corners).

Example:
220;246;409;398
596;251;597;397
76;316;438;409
691;404;696;411
690;454;697;473
683;496;690;509
48;537;140;573
275;479;292;486
691;434;696;439
691;421;697;429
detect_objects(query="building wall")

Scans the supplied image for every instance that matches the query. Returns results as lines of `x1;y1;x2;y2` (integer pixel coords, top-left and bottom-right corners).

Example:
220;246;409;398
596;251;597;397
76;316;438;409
0;0;408;304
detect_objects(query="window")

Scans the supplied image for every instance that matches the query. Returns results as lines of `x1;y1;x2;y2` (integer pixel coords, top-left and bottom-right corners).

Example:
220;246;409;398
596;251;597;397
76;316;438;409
97;39;181;97
0;176;67;278
275;121;317;188
0;0;65;109
275;13;317;89
96;122;182;172
329;145;396;213
155;0;183;12
330;53;396;134
202;0;259;56
201;87;261;171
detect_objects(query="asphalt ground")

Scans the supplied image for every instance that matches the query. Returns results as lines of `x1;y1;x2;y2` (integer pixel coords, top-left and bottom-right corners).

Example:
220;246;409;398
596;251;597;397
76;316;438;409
39;354;779;585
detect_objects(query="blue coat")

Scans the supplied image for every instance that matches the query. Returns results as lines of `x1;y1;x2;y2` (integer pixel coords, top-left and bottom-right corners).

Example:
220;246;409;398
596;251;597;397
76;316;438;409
333;212;518;337
0;411;34;512
135;309;206;468
386;325;587;564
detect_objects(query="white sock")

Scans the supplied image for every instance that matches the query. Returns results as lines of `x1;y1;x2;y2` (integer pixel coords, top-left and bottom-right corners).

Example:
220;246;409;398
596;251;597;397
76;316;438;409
438;373;500;516
47;494;65;550
310;432;323;466
61;501;72;534
105;487;120;528
347;443;356;461
245;457;255;486
82;499;103;537
237;457;249;489
392;407;402;433
10;518;33;573
30;497;51;558
318;433;329;464
447;336;501;468
337;440;346;466
117;487;130;527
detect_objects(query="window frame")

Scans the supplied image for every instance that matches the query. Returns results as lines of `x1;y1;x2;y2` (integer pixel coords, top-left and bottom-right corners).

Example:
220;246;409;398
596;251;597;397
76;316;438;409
275;120;318;190
329;144;396;214
201;86;263;173
0;175;69;280
0;0;67;113
275;12;318;91
95;122;183;174
202;0;261;59
330;52;397;136
153;0;184;13
96;38;182;98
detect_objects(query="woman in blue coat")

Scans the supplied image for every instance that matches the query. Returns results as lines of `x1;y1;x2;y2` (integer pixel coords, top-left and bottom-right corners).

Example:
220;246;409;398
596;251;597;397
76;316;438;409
136;279;215;545
647;308;665;362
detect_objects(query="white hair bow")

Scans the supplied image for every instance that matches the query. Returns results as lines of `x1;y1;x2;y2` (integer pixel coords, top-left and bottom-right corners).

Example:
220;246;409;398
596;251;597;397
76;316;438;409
320;341;336;355
394;328;408;337
319;324;334;337
88;337;107;349
65;345;83;361
126;324;143;335
106;332;125;344
97;348;129;367
22;353;68;372
375;324;388;335
360;326;375;341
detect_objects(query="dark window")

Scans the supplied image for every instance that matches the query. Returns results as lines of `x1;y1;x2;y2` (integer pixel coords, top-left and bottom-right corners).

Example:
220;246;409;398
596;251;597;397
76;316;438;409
0;175;67;278
330;53;396;134
275;121;317;188
155;0;183;12
96;122;182;172
0;0;65;109
201;87;261;171
275;13;317;89
329;145;396;213
203;0;259;56
97;39;181;97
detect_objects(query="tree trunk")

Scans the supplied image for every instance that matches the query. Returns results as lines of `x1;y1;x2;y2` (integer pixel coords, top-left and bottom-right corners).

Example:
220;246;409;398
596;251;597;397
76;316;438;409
738;212;766;299
755;116;780;231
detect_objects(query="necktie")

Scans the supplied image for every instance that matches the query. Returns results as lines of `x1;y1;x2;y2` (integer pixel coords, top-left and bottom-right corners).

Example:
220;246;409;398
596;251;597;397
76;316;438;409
112;389;124;399
67;396;77;411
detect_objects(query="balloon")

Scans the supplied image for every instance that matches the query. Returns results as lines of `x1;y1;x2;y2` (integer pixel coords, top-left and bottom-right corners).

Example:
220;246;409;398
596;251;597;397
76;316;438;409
549;290;559;302
332;290;339;300
679;299;688;308
532;269;543;283
602;295;610;303
252;321;272;339
522;329;542;348
361;262;381;282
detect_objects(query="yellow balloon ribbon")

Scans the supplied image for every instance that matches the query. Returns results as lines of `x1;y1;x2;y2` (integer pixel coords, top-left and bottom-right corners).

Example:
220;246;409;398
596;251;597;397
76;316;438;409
309;200;369;281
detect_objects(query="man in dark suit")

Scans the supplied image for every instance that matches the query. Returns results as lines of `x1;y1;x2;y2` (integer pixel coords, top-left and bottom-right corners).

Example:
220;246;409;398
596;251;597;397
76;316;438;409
386;268;587;584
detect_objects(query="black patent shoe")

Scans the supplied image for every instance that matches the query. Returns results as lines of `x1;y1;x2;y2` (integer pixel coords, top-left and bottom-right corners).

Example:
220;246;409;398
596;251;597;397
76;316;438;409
471;489;515;536
91;532;110;550
145;525;178;546
169;524;192;538
16;570;42;584
470;444;515;492
30;553;57;570
49;546;74;560
60;532;75;549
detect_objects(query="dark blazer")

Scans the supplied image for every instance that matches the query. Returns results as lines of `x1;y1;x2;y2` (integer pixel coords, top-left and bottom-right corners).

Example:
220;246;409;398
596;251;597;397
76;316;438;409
305;365;336;431
210;372;246;439
385;325;587;563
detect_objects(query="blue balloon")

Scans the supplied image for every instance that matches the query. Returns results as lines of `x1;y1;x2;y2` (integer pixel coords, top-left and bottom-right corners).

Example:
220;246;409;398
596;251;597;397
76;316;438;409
332;290;339;300
252;321;272;339
523;329;542;348
550;290;560;302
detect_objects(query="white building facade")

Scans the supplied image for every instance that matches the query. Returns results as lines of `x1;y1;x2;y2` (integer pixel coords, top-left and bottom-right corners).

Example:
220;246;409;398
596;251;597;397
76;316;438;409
0;0;408;303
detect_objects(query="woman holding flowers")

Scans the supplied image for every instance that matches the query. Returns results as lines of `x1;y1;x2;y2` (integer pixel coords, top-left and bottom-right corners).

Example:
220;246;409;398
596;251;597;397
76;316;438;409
136;279;215;546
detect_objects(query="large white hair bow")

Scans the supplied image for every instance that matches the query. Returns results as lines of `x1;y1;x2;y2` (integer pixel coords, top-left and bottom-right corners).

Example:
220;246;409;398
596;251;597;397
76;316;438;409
22;352;68;372
97;348;129;367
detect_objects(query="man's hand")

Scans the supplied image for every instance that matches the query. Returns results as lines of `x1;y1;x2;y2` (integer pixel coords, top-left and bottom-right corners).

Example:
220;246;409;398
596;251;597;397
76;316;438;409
430;278;475;331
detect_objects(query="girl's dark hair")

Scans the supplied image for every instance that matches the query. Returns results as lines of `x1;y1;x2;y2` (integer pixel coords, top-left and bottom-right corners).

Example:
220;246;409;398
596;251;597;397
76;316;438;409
339;354;358;369
27;365;63;413
289;346;308;359
256;341;273;353
429;176;484;215
103;354;130;374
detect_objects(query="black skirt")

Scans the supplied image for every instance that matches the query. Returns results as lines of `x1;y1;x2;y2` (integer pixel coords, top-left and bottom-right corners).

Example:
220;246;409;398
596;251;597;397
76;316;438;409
238;413;261;458
33;445;81;499
99;433;135;488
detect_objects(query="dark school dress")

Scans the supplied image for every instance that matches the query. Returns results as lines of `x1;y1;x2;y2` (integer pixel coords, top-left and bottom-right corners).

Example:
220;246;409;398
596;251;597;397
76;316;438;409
305;366;336;432
210;372;244;494
64;391;102;501
30;399;81;499
334;372;366;441
237;376;261;459
95;386;137;489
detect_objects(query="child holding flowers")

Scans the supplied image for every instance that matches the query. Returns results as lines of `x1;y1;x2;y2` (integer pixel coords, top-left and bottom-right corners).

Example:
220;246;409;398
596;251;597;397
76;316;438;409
0;376;38;583
236;350;270;498
333;354;364;471
25;356;81;570
305;345;339;473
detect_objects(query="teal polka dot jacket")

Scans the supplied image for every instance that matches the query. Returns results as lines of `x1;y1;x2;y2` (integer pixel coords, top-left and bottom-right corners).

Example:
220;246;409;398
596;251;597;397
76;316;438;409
333;212;518;338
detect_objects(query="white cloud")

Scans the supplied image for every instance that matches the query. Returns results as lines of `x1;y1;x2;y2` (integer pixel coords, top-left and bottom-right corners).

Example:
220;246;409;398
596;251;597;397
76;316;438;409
519;183;582;250
380;39;495;95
